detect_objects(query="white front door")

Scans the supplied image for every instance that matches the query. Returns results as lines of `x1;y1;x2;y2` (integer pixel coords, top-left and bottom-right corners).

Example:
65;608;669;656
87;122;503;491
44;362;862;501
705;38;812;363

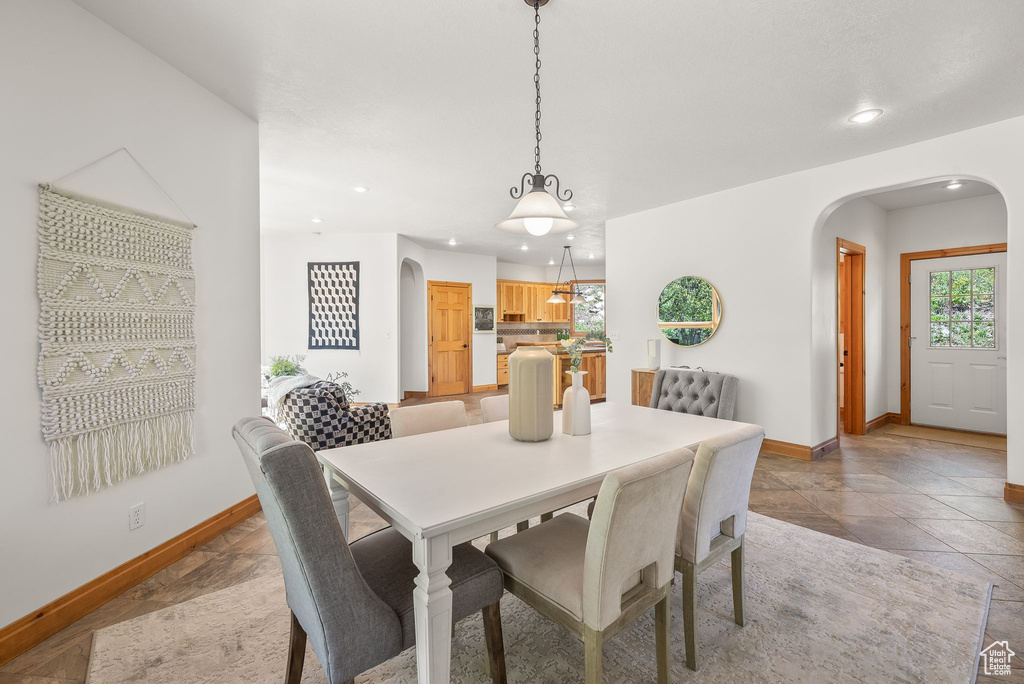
910;253;1007;434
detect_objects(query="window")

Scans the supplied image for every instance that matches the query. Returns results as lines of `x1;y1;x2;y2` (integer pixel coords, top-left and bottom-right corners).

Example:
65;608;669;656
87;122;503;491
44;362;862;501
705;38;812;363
929;267;995;348
571;281;605;337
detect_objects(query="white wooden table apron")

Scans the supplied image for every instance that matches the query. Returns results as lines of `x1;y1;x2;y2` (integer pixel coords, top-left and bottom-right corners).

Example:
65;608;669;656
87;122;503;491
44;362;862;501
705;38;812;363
317;401;753;684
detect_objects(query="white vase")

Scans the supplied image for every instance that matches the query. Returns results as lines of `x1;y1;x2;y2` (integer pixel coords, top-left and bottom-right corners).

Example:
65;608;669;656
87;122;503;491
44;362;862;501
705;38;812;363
562;371;591;436
508;347;554;442
647;338;661;370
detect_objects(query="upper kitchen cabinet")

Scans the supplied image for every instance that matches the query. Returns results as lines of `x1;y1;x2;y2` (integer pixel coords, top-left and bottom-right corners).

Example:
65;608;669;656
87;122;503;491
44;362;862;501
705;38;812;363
497;280;570;323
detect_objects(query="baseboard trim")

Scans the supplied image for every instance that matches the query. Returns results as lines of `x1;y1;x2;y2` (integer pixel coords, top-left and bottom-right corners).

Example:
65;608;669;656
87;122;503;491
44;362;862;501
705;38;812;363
472;384;498;393
0;494;261;667
402;391;427;400
865;412;900;434
1005;482;1024;504
762;437;839;462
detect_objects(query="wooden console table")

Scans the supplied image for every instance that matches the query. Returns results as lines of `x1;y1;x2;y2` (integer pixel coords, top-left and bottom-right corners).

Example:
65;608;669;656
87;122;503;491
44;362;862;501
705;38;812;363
631;368;658;407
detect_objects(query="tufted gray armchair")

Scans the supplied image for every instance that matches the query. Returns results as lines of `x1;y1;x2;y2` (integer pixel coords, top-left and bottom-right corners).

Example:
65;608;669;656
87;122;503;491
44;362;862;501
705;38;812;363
649;368;738;420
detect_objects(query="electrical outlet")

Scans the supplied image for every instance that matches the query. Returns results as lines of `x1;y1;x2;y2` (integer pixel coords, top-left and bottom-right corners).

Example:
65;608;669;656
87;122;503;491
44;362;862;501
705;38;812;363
129;502;145;531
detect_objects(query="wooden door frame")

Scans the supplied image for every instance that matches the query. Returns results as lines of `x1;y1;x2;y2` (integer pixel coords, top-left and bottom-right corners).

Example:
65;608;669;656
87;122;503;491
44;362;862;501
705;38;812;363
899;243;1007;424
427;280;473;397
837;239;866;436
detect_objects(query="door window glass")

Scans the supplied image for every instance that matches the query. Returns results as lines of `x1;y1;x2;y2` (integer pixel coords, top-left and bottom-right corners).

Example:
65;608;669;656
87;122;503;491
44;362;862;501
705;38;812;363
929;267;996;349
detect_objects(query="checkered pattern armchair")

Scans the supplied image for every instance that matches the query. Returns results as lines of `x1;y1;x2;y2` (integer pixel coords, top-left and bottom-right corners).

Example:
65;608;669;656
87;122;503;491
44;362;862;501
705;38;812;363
280;381;391;450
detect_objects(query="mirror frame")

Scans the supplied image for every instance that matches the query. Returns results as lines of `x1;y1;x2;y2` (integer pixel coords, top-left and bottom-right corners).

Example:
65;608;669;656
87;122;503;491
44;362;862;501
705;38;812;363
656;276;723;347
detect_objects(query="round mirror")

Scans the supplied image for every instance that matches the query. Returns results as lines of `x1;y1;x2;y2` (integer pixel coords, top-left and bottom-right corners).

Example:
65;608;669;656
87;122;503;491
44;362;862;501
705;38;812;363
658;276;723;346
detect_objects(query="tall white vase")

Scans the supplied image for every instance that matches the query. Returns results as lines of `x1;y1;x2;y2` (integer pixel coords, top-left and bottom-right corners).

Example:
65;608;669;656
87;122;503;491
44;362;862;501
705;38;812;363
508;347;554;442
562;370;591;436
647;338;661;370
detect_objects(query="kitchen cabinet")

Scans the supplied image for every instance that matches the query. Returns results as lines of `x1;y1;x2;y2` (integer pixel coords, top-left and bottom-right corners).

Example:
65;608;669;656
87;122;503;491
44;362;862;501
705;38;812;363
497;280;571;323
497;353;509;386
554;352;606;406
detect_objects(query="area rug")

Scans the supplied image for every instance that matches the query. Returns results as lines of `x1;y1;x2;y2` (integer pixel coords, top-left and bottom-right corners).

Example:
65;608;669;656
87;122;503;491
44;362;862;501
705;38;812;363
86;514;991;684
878;424;1006;452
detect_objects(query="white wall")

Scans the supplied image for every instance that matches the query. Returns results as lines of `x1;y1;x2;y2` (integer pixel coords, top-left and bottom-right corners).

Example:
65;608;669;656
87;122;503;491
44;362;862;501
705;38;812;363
606;116;1023;488
813;198;890;432
884;194;1008;411
496;261;606;283
400;258;428;394
0;0;260;627
261;232;400;403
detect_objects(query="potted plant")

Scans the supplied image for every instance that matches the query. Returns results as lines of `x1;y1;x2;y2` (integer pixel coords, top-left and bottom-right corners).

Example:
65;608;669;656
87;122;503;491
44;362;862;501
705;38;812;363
562;333;613;435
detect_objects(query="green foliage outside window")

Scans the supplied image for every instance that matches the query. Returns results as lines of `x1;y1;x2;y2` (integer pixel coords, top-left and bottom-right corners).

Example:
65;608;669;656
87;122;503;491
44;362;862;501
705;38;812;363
929;267;995;348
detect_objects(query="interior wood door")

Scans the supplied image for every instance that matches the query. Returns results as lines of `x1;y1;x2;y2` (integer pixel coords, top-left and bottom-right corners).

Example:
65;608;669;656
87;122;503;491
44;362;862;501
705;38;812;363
910;254;1006;433
428;281;473;396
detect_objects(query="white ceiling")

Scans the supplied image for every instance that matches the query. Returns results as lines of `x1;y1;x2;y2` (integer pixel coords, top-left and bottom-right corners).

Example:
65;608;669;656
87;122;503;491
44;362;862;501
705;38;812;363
865;179;1000;211
73;0;1024;266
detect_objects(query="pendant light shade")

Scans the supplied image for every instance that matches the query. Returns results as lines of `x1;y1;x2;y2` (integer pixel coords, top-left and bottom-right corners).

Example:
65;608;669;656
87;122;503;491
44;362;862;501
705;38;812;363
546;292;566;304
496;182;579;235
548;245;585;305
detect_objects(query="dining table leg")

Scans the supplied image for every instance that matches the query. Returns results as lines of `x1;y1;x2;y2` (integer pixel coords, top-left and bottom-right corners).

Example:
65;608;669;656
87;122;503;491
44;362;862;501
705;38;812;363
323;466;350;540
413;532;454;684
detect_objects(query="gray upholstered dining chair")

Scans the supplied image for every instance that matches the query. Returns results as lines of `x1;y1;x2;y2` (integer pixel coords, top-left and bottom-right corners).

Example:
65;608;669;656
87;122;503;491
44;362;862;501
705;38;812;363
486;449;694;684
389;400;469;438
480;395;510;423
232;417;507;684
649;368;738;420
675;424;765;671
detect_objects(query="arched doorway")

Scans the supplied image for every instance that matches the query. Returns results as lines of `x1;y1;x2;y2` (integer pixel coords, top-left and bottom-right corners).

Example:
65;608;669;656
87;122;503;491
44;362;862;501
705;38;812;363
811;177;1007;446
399;258;427;397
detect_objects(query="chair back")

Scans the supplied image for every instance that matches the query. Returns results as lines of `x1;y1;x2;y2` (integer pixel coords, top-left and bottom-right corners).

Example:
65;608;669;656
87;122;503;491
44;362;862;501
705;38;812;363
389;400;469;438
480;395;510;423
677;425;765;564
649;368;738;420
231;417;401;682
583;448;693;631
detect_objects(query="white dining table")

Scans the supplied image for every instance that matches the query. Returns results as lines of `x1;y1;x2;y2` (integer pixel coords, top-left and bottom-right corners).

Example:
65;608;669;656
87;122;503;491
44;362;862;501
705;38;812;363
317;401;754;684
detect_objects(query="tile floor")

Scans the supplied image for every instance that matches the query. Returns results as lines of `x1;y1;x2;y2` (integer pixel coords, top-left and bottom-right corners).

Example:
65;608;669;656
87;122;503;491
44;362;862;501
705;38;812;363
2;397;1022;683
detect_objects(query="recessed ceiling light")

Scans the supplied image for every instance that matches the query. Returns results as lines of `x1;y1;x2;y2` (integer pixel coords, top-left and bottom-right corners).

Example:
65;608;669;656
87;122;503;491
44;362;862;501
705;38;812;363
352;186;369;193
448;238;458;246
563;204;576;212
548;258;555;265
311;217;323;223
521;244;529;251
588;253;595;259
566;235;575;240
848;109;883;124
946;181;963;190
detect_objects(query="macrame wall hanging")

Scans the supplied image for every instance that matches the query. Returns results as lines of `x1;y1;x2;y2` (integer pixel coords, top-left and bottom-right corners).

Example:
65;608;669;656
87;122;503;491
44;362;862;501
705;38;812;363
37;171;197;501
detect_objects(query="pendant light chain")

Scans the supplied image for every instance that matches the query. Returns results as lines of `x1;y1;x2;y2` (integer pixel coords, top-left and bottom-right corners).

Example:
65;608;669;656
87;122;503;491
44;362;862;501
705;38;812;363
533;0;543;175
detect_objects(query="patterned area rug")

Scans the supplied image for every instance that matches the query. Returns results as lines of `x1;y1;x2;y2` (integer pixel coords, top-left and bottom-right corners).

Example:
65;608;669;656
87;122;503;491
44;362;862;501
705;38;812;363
86;513;991;683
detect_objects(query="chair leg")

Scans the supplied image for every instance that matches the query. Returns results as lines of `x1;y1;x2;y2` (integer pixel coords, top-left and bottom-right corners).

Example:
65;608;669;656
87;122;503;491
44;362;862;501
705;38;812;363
584;626;603;684
731;538;745;627
516;521;530;533
540;512;553;523
482;602;507;684
680;560;698;672
286;611;306;684
655;589;671;684
490;531;499;544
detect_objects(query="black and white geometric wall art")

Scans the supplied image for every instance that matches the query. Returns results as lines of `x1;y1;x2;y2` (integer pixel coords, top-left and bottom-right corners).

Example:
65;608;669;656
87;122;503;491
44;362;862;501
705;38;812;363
307;261;360;350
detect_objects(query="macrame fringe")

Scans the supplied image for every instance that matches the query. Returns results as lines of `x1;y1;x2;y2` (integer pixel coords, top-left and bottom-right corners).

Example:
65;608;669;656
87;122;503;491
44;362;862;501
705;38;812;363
48;412;194;502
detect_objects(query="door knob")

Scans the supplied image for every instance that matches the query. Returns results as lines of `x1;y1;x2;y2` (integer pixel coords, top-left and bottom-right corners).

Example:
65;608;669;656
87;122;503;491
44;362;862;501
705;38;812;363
462;344;468;348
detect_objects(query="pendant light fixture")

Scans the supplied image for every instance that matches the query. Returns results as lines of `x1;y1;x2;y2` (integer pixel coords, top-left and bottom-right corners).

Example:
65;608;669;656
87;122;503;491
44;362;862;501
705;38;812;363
547;245;586;304
496;0;580;237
